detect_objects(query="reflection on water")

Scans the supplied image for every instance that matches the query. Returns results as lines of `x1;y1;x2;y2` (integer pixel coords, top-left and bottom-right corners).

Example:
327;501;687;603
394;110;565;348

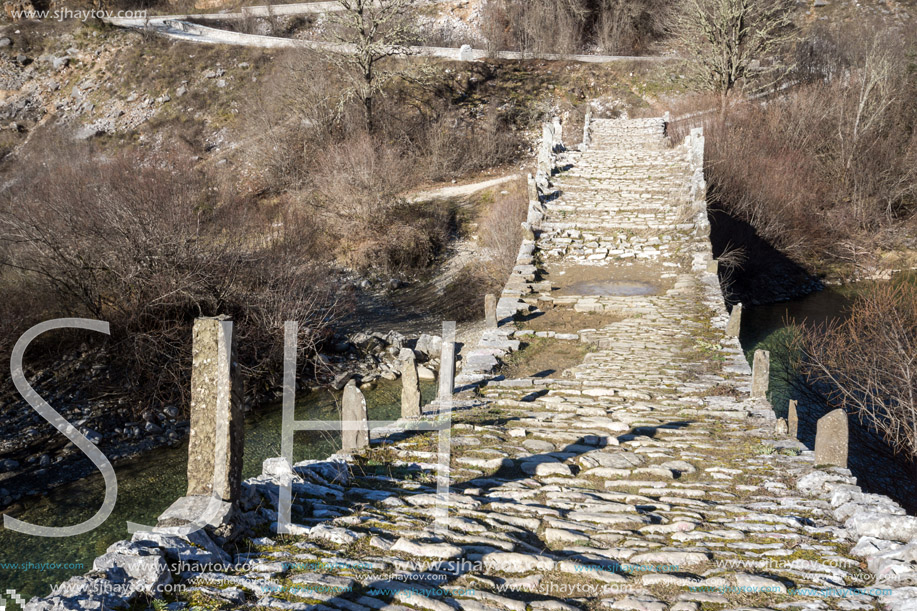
0;379;435;598
740;286;856;417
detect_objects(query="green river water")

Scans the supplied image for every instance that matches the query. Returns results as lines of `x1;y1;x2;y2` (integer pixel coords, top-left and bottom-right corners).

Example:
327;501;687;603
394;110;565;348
739;285;858;418
0;379;436;598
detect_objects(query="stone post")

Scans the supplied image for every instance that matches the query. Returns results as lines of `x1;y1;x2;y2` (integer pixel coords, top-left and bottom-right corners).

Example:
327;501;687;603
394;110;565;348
400;351;421;419
485;294;498;328
538;122;555;175
751;349;770;398
342;379;369;453
542;122;555;150
582;110;592;150
726;303;742;337
186;316;244;503
689;126;704;169
788;399;799;438
815;408;848;467
437;321;456;404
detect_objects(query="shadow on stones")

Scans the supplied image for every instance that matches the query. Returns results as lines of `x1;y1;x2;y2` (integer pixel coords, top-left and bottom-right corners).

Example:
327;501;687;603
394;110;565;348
626;422;692;439
248;423;709;610
792;391;917;514
541;190;562;203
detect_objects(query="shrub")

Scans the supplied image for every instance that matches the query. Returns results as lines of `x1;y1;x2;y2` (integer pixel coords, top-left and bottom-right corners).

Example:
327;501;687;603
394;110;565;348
791;278;917;481
0;138;340;413
692;21;917;277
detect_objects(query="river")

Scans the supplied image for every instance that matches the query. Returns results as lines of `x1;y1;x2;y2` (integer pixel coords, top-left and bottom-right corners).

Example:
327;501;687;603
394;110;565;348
0;379;436;598
739;286;856;418
740;282;917;512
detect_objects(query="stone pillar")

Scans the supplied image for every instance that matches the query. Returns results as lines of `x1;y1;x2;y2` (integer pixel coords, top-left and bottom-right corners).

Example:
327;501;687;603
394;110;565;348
689;126;704;169
400;351;421;419
726;303;742;337
582;110;592;150
485;294;498;328
788;400;799;438
186;316;244;503
775;418;788;435
342;379;369;453
751;350;770;398
437;321;456;404
538;123;555;175
815;408;848;467
542;122;555;149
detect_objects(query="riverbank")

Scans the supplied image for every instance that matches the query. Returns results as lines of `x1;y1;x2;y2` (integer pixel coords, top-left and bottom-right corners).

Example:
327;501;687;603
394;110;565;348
0;323;449;512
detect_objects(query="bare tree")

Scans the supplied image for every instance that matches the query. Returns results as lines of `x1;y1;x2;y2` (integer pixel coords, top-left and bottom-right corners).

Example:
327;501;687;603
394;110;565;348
482;0;671;56
674;0;797;115
328;0;416;132
830;35;898;227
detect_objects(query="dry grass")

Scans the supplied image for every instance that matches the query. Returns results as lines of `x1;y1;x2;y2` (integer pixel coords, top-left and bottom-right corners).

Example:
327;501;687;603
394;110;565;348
500;337;593;379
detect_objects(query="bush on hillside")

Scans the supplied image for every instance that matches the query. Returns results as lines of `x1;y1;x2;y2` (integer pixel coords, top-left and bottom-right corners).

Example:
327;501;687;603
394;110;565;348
676;22;917;276
480;0;672;55
0;137;341;413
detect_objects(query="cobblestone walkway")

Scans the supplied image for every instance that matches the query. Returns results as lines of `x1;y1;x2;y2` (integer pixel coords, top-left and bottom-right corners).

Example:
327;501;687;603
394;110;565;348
28;118;917;611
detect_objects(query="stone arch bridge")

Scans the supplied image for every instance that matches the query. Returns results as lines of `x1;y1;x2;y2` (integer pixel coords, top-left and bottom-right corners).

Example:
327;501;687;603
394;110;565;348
23;118;917;611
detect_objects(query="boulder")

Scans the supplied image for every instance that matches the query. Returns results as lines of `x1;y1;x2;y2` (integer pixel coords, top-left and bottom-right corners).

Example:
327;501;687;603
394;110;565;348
414;334;442;360
846;512;917;542
331;371;355;391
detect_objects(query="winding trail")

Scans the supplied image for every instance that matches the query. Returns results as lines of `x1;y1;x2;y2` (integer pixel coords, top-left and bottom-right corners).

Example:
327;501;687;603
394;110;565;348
104;16;675;62
407;174;522;203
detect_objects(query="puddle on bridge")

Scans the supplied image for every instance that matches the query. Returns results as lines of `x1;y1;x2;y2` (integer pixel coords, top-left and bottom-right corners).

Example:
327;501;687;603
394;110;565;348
546;262;672;296
560;279;657;296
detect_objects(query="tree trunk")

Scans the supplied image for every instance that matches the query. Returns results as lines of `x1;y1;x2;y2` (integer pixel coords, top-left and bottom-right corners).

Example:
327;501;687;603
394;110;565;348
719;88;729;119
362;94;373;133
